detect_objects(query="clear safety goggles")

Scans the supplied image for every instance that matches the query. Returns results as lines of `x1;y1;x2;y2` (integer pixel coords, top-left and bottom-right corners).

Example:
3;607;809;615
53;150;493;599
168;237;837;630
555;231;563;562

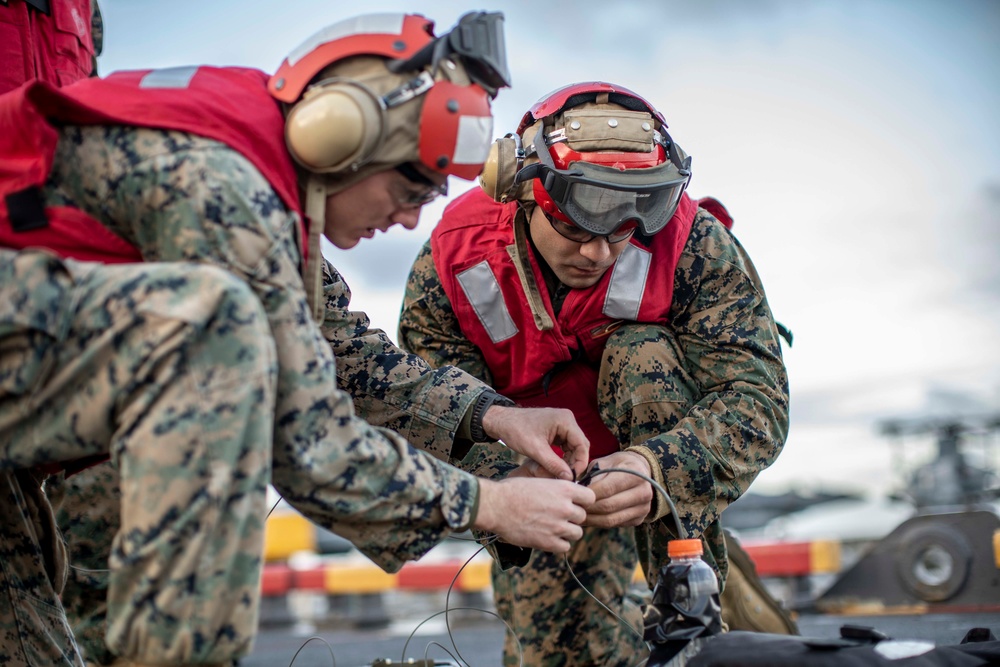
517;125;691;237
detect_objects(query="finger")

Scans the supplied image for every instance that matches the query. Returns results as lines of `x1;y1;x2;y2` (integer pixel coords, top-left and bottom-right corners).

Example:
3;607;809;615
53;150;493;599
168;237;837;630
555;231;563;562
533;447;574;481
559;523;584;543
560;435;590;477
583;508;642;528
549;537;572;554
589;486;650;516
564;503;588;525
510;460;552;479
570;485;596;508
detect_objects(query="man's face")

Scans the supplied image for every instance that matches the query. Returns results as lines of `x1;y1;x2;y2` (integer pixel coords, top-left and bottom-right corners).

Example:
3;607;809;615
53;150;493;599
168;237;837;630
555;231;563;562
527;205;630;289
323;164;447;250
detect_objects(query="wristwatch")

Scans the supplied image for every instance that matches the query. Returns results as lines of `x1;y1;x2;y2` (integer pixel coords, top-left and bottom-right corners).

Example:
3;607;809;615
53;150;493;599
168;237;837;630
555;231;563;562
469;391;517;443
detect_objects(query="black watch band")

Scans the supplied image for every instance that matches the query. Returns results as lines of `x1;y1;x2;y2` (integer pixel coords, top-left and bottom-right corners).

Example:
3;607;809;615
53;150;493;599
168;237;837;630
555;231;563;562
469;391;517;443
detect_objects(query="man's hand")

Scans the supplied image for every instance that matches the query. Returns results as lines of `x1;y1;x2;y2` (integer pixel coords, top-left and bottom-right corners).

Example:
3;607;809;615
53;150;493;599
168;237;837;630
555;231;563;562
473;477;595;553
480;405;589;481
583;451;654;528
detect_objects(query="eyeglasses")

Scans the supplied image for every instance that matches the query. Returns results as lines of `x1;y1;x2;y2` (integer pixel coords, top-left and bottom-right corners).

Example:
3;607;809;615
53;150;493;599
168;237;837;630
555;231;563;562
543;209;637;244
394;163;448;208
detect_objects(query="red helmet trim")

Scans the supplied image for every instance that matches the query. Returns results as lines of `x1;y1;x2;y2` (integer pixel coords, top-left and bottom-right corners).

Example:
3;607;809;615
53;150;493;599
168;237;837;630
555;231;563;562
419;80;494;180
548;142;665;171
517;81;667;133
533;182;567;222
269;14;435;103
534;134;668;224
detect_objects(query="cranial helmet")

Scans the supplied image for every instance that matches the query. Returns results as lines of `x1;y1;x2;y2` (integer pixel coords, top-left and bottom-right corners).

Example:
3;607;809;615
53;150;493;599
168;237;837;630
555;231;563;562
480;81;691;237
271;11;510;183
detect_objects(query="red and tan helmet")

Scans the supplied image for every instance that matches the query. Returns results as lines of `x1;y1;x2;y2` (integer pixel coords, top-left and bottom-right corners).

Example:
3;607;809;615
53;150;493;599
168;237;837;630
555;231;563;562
271;12;509;181
481;81;692;237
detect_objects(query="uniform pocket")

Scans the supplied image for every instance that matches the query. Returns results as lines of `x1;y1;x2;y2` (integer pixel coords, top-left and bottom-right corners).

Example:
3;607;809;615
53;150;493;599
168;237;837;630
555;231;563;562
51;1;93;84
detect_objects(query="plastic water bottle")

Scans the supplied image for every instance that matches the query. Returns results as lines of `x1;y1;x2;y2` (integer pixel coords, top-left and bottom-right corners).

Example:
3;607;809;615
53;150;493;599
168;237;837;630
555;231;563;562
643;539;723;666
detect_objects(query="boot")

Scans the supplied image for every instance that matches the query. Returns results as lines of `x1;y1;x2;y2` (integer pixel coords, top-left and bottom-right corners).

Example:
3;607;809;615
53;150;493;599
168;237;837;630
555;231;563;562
720;530;799;634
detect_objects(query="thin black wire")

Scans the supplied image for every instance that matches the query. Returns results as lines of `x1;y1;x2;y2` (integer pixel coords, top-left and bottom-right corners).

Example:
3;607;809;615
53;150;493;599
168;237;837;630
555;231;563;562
563;466;687;664
266;494;283;520
401;535;525;667
286;635;337;667
280;466;683;666
423;640;462;664
444;539;520;667
563;552;643;641
585;466;685;540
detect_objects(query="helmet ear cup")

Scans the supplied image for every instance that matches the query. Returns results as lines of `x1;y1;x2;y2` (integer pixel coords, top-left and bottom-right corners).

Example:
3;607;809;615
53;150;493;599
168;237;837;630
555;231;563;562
479;135;520;202
284;81;386;173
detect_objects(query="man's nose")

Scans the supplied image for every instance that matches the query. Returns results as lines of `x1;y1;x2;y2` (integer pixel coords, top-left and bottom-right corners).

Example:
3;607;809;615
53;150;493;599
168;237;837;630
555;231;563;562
392;207;421;230
579;235;612;261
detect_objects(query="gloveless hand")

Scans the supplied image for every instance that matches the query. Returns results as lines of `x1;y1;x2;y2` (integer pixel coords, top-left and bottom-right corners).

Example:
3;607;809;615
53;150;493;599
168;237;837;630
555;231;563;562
473;477;595;553
480;405;589;481
583;451;654;528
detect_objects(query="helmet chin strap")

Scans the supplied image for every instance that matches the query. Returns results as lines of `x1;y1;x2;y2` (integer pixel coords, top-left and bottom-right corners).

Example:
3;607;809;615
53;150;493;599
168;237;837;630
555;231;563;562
303;173;328;322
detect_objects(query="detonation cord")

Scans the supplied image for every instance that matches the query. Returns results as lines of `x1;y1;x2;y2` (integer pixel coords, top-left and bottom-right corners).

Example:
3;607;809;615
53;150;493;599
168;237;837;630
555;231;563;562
583;466;685;540
562;465;686;648
287;636;337;667
281;464;684;666
400;535;526;667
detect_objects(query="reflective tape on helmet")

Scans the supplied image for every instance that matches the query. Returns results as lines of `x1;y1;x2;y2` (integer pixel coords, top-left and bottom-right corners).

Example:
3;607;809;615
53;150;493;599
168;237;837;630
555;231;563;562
453;115;493;165
285;14;407;67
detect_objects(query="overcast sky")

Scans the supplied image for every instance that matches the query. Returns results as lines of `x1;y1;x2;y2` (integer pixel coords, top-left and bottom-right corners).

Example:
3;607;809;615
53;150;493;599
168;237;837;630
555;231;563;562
97;0;1000;497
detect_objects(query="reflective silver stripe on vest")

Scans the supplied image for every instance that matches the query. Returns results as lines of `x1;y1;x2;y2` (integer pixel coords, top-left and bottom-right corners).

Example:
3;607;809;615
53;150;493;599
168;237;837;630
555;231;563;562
139;66;198;89
603;243;651;320
457;261;518;344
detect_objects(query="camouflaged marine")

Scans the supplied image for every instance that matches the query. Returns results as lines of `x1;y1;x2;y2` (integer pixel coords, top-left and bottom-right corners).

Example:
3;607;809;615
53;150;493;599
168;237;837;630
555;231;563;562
399;82;792;666
0;14;598;667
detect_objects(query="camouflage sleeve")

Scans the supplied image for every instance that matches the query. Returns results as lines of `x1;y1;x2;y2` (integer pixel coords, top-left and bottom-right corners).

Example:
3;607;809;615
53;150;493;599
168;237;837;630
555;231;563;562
399;240;520;481
398;240;493;383
319;258;494;463
627;210;790;537
48;126;481;570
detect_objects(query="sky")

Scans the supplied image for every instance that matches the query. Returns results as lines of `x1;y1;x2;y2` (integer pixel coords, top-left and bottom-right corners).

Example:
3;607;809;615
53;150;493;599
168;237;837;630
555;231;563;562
96;0;1000;498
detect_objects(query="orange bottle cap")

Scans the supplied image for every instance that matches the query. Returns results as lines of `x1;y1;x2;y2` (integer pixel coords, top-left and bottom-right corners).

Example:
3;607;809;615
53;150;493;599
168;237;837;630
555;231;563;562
667;539;703;559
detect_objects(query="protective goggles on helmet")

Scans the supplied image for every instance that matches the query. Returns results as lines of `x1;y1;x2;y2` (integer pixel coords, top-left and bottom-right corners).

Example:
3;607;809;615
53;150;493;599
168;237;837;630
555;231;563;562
388;11;510;99
517;124;691;237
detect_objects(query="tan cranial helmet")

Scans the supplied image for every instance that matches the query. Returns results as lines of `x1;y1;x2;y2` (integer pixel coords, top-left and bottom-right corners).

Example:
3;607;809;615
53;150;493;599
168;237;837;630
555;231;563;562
480;81;692;238
271;12;510;191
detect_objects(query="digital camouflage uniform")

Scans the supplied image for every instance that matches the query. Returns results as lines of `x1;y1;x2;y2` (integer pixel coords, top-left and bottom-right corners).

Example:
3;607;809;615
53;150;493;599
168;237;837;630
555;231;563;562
0;126;494;666
400;205;790;666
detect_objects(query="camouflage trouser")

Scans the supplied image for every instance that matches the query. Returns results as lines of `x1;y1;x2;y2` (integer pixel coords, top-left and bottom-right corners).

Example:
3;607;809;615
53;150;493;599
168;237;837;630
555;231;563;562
601;325;795;636
0;249;275;666
598;324;728;584
47;463;120;665
493;323;704;667
494;322;789;664
1;468;78;666
492;524;646;667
